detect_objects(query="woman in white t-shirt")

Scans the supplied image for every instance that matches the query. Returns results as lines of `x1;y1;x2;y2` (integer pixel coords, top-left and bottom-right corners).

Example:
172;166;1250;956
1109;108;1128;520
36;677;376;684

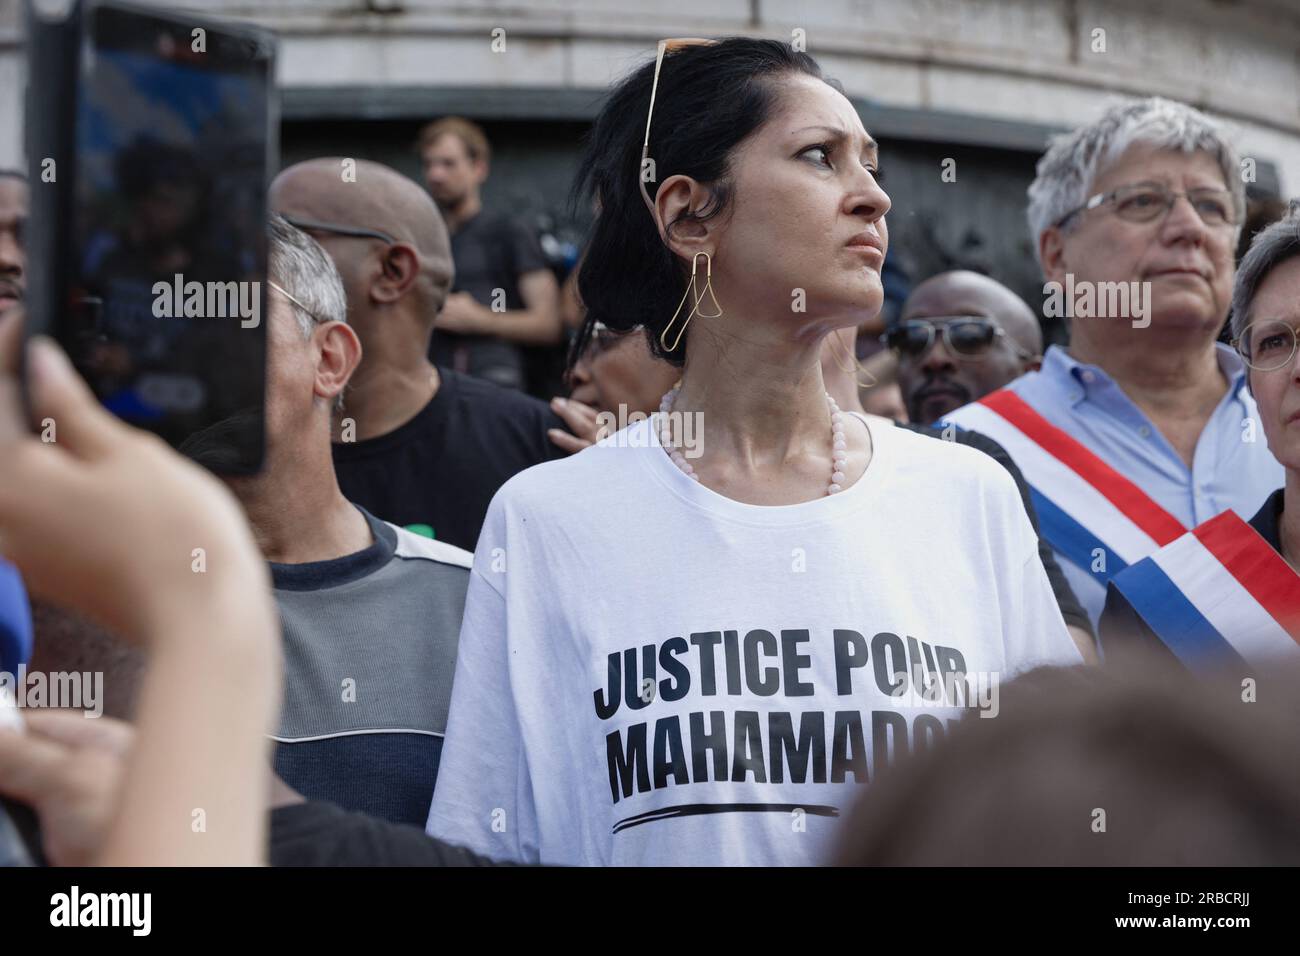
427;37;1082;866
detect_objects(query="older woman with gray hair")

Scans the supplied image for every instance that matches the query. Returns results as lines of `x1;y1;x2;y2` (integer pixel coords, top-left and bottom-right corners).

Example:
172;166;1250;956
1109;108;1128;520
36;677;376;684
945;96;1283;633
1099;206;1300;668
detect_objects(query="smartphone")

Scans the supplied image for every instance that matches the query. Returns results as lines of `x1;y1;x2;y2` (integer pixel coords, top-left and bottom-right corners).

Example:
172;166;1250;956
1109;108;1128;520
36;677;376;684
24;0;277;474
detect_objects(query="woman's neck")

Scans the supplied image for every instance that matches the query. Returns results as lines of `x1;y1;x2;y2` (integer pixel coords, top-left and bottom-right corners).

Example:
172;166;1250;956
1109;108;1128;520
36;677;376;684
675;334;836;468
820;329;867;415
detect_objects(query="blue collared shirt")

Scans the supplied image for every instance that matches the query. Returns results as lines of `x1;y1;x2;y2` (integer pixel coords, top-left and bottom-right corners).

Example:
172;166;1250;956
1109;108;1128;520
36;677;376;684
987;343;1283;623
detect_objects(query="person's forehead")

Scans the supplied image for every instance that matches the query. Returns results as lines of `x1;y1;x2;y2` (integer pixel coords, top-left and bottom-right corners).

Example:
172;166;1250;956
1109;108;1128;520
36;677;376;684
904;280;1004;321
1250;256;1300;320
767;77;874;148
425;133;472;160
1090;143;1227;191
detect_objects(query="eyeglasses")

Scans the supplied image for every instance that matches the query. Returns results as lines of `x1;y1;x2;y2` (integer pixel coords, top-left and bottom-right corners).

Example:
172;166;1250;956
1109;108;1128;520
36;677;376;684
1054;181;1242;230
1232;318;1300;372
884;317;1036;362
639;37;718;215
281;214;397;245
268;279;327;325
584;320;629;357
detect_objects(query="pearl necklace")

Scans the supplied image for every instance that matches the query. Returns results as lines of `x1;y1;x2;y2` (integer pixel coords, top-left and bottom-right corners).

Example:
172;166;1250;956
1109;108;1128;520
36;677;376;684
657;387;849;495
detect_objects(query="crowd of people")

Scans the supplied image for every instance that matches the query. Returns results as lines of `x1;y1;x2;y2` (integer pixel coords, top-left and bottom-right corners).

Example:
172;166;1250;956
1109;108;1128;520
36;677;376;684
1;36;1298;868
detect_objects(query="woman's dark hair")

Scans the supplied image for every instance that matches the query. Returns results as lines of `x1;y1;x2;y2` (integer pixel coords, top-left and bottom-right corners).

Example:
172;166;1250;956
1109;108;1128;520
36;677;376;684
569;38;834;370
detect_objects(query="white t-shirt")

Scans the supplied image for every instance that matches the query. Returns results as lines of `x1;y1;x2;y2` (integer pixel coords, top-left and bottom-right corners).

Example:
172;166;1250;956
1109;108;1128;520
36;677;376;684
426;414;1081;865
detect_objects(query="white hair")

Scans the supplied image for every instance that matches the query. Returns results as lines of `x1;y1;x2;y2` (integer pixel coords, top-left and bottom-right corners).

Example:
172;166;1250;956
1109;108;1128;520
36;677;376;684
267;213;348;336
267;214;350;410
1026;97;1244;265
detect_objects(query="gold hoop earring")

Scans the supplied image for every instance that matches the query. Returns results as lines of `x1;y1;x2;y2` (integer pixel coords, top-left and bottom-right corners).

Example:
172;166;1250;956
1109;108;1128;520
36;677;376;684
828;327;878;389
660;251;723;352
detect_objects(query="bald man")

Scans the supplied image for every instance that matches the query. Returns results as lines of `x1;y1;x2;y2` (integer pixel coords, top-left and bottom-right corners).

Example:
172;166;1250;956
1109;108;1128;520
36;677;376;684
270;158;571;550
891;270;1043;425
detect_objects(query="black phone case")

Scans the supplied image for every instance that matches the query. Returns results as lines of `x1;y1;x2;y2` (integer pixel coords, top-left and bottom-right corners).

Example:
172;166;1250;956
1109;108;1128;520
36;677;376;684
22;0;279;475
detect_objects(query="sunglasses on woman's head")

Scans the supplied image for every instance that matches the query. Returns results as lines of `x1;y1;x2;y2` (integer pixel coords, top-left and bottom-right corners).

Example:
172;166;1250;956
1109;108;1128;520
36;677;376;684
639;37;719;216
885;317;1034;362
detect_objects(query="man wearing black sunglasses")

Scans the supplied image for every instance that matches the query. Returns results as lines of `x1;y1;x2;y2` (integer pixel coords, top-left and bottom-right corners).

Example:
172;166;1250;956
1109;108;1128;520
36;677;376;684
889;270;1042;425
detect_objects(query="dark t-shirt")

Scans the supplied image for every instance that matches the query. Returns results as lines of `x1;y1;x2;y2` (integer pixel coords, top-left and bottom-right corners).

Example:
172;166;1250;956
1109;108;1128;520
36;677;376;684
898;421;1093;640
332;368;566;551
430;210;549;390
270;800;511;867
1099;489;1285;660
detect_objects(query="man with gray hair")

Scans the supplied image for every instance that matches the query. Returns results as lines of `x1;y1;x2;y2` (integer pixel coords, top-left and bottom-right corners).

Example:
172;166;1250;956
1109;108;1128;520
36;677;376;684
223;215;473;827
944;96;1283;630
1100;206;1300;666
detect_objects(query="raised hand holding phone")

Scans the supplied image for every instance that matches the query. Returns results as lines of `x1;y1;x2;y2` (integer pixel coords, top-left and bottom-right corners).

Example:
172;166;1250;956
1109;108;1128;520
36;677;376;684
0;309;280;865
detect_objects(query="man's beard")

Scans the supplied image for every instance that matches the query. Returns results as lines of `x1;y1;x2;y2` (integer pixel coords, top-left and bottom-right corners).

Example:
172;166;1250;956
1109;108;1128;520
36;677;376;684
909;377;972;425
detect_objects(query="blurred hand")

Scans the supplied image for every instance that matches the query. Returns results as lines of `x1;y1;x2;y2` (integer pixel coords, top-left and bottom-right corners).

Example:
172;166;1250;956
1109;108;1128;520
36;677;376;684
0;309;279;865
547;396;609;454
0;710;131;867
0;309;271;641
436;292;490;335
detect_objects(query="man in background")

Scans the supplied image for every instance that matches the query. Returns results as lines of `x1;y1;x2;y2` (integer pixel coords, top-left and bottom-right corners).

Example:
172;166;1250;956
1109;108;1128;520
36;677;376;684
418;117;562;391
890;270;1042;425
943;98;1282;625
224;216;473;826
270;157;584;550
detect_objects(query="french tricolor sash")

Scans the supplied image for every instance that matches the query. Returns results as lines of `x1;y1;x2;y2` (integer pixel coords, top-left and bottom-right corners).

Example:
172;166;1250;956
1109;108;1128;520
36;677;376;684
1108;509;1300;668
943;390;1186;594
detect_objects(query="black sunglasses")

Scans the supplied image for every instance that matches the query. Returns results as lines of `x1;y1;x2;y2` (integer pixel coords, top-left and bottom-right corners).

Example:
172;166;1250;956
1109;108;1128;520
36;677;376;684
582;321;636;358
884;317;1035;362
281;214;397;245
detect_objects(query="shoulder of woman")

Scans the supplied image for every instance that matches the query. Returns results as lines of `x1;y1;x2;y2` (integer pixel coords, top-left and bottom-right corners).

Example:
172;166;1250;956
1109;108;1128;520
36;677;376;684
485;436;646;521
880;419;1024;500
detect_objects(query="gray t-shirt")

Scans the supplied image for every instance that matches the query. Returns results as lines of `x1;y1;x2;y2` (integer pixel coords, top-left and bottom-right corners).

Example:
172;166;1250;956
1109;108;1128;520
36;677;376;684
271;507;472;826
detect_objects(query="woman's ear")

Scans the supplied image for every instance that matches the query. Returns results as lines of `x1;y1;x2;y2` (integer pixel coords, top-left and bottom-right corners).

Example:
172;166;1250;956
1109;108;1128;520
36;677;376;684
313;321;363;407
654;175;715;259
